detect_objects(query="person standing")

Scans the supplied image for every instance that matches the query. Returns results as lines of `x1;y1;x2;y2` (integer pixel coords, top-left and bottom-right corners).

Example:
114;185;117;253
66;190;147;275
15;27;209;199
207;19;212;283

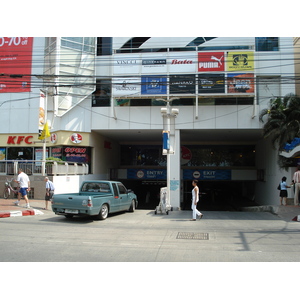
14;168;31;208
293;166;300;205
191;180;203;221
44;177;55;210
279;176;291;206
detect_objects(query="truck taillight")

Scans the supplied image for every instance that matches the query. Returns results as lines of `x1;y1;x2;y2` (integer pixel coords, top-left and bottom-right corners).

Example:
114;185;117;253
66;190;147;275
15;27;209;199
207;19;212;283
88;198;93;207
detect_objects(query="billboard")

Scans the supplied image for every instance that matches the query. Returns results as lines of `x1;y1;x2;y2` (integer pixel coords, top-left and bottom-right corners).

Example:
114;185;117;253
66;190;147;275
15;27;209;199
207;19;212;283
113;77;140;96
141;58;167;74
227;73;255;93
169;53;197;73
141;76;167;94
226;51;254;72
0;37;33;93
198;74;225;93
170;75;196;94
198;52;225;72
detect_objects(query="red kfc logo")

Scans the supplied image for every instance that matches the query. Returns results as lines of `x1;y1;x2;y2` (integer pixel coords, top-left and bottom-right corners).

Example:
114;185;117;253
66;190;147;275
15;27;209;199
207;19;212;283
198;52;225;72
70;133;82;144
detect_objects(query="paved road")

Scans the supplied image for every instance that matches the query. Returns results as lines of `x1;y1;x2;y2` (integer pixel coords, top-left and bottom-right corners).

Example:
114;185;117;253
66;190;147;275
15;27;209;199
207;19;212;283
1;208;300;262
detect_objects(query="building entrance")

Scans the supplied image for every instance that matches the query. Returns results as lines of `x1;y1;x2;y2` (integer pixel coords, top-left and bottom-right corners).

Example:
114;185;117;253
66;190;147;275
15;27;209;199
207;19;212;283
182;180;256;211
121;180;166;209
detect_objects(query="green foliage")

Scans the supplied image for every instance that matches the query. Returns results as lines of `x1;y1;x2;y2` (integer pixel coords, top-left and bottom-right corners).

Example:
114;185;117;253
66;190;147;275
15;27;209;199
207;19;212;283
259;93;300;151
46;157;64;164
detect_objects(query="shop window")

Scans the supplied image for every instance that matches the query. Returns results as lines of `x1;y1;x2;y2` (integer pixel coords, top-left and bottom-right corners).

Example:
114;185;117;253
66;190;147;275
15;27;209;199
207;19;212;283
255;37;279;51
182;145;255;167
121;145;166;166
7;147;33;160
97;37;112;55
92;79;111;107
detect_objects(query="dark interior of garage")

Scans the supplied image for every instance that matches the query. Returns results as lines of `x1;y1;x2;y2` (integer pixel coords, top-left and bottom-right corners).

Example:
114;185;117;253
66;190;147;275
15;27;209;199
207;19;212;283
122;180;258;211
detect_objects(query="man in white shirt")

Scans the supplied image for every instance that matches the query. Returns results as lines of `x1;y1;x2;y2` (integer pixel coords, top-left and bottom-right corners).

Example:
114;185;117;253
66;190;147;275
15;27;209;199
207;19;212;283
293;166;300;205
14;168;31;208
44;176;55;210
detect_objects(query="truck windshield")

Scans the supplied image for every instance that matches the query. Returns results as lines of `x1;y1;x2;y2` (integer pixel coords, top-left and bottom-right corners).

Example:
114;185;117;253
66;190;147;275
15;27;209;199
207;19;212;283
81;182;111;193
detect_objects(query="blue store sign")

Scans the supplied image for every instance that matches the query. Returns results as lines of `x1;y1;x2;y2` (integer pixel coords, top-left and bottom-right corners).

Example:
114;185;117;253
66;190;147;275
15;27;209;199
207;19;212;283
128;169;167;180
183;169;231;180
141;76;167;95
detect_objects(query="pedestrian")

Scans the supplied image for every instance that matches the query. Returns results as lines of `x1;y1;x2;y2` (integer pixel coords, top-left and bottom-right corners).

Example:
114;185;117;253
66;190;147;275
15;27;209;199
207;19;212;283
14;168;31;208
279;176;291;206
44;177;55;210
293;166;300;205
191;180;203;221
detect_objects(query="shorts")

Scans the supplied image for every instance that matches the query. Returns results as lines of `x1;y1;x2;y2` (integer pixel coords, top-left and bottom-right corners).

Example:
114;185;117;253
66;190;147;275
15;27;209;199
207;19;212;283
45;191;54;201
280;190;288;197
19;187;28;196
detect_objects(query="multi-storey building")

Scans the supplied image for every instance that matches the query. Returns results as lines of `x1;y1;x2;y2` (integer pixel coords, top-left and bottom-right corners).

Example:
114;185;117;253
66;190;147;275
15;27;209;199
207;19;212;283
0;37;298;209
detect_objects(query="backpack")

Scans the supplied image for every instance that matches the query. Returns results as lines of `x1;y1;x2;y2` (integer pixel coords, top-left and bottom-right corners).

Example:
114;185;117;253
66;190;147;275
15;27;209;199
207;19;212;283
277;183;281;190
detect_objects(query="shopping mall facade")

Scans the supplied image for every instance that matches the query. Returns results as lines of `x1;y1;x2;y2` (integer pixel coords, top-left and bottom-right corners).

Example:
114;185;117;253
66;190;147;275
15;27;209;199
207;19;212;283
0;37;299;209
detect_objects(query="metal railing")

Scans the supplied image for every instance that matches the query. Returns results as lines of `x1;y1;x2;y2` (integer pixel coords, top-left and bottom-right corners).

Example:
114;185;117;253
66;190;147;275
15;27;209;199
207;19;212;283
0;160;89;176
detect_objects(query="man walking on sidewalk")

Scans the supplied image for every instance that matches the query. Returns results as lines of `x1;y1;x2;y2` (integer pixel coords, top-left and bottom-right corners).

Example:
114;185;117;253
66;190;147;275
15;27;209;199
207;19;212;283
293;165;300;206
14;168;31;208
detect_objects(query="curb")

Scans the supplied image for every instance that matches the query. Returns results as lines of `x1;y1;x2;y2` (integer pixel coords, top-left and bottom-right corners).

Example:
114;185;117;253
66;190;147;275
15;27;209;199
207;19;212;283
0;209;44;218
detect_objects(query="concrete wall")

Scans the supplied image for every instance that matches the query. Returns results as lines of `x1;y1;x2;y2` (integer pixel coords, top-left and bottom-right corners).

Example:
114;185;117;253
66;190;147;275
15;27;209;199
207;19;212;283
255;137;296;205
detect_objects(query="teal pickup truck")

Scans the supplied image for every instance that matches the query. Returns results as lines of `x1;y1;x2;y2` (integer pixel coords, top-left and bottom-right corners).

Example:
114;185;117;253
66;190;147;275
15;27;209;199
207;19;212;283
51;180;138;220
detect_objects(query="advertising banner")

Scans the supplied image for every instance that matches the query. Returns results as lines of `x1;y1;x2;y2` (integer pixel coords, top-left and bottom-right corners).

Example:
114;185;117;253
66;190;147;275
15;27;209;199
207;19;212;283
63;146;91;163
170;75;196;94
141;76;167;94
113;77;140;96
169;53;197;73
0;37;33;93
198;74;225;93
141;54;167;74
227;73;255;93
198;52;225;72
226;51;254;72
113;56;140;75
0;147;6;160
183;169;231;180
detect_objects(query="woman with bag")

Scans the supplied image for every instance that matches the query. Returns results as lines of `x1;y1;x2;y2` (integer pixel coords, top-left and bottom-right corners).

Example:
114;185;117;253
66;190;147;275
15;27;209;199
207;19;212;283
279;176;291;206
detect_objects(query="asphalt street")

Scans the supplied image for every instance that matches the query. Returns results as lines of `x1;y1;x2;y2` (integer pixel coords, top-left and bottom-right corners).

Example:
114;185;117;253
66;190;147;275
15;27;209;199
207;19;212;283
1;206;300;262
1;201;300;300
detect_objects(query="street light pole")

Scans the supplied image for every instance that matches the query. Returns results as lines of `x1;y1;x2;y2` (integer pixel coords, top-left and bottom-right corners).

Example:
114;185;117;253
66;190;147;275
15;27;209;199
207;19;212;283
160;97;179;210
42;90;48;176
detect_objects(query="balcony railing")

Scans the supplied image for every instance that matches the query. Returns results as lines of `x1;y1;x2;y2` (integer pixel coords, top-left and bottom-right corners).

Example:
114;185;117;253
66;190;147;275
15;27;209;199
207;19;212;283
0;160;89;176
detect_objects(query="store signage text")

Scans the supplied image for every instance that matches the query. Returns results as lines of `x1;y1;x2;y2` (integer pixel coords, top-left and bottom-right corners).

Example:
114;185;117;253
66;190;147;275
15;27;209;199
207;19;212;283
116;60;138;64
142;59;166;65
7;135;33;144
65;147;86;153
171;59;193;64
198;52;225;72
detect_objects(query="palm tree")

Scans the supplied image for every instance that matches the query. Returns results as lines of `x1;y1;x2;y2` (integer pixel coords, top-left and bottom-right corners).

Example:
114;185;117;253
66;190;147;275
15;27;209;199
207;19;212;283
259;93;300;151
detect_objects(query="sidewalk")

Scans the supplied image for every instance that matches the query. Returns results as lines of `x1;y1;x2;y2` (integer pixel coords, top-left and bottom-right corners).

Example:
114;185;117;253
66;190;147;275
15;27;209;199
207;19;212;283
1;196;300;221
0;197;48;218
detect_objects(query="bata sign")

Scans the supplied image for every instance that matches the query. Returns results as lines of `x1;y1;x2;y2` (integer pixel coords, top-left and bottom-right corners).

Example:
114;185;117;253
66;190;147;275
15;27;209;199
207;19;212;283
171;59;193;64
7;135;34;144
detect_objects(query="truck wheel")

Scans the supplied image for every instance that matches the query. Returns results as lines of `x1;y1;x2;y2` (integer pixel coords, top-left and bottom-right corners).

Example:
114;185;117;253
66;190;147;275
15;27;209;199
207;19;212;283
129;200;135;212
97;203;109;220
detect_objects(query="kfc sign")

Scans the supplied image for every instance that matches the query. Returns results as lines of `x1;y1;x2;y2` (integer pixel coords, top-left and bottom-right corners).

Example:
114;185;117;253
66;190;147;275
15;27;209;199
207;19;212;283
198;52;225;72
7;135;33;144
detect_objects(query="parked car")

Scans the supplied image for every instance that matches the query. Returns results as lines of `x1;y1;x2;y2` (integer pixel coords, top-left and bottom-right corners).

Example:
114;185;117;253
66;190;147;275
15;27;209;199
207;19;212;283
52;180;137;220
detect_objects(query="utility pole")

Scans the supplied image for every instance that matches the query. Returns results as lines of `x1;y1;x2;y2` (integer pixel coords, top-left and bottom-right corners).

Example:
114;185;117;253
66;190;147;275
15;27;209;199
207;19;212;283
160;97;179;209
